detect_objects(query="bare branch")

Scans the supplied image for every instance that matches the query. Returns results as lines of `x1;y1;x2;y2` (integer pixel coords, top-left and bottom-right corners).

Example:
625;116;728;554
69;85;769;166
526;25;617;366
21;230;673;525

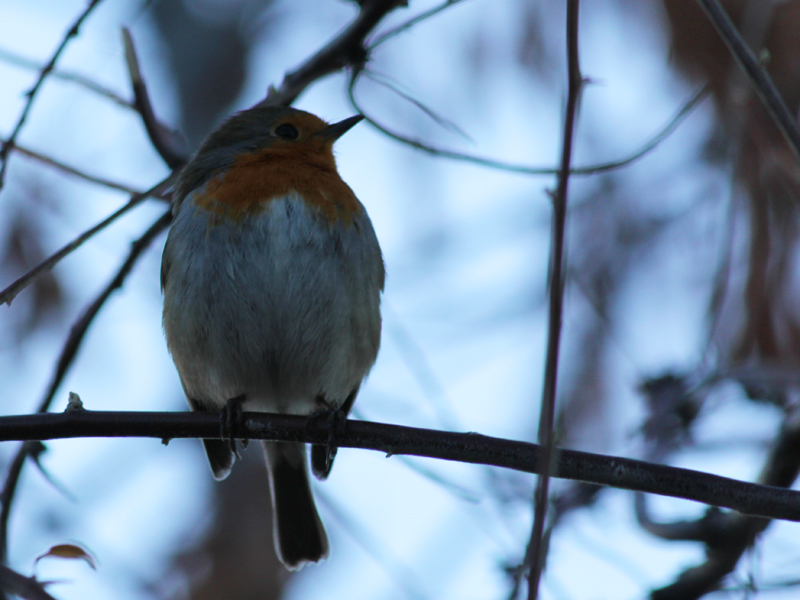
0;175;174;307
368;0;470;49
349;77;709;177
260;0;406;107
122;29;189;168
585;85;710;174
2;138;144;195
0;46;133;110
0;411;800;525
0;0;105;192
635;496;731;543
0;565;57;600
0;445;32;569
527;3;582;599
363;70;472;140
695;0;800;161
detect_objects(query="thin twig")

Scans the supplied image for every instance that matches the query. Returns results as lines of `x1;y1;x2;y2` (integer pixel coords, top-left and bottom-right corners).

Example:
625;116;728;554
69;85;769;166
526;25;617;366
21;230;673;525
261;0;406;107
3;138;145;195
122;29;188;168
0;447;30;570
0;0;105;191
0;211;172;562
349;77;709;177
528;2;582;599
0;411;800;523
363;69;472;140
0;564;57;600
0;175;174;306
585;85;710;173
0;46;133;110
695;0;800;161
368;0;470;49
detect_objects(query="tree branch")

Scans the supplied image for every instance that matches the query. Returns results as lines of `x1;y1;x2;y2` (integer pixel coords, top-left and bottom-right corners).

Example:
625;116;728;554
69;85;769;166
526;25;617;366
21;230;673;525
2;138;145;195
0;564;57;600
0;410;799;525
0;0;105;192
695;0;800;161
0;176;173;307
261;0;406;107
528;2;582;598
0;46;133;110
348;75;709;177
368;0;468;49
122;29;189;169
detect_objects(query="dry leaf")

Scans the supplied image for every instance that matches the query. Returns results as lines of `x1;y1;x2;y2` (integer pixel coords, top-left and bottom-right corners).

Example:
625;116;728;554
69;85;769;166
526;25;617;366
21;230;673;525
34;544;97;571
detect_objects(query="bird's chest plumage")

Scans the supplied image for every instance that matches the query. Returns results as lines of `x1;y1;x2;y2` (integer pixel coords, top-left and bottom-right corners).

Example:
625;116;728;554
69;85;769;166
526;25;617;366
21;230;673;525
161;168;384;413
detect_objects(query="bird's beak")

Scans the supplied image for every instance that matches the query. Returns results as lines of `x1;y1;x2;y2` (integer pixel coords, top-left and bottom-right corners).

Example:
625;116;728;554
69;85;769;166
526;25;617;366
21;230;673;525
317;115;364;141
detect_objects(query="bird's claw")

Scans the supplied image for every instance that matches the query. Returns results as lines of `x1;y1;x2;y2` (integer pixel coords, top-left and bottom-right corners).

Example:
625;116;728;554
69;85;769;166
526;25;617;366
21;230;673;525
220;394;246;459
310;400;348;480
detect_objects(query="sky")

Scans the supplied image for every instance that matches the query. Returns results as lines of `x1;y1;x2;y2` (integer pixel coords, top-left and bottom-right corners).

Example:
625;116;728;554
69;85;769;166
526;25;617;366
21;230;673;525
1;1;798;599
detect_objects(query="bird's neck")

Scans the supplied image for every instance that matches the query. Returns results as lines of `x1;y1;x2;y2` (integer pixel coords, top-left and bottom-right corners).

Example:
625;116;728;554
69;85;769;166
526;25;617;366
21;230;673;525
191;146;362;225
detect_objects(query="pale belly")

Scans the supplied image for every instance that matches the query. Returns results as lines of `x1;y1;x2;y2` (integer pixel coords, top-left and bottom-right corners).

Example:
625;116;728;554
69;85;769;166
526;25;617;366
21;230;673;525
161;193;384;414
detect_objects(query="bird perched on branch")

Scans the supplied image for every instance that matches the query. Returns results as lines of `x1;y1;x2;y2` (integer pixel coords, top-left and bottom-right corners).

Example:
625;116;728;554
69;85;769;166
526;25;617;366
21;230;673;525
161;105;384;569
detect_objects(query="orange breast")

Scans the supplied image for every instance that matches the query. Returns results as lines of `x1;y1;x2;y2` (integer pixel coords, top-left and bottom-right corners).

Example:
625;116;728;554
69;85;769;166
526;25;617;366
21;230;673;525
192;145;362;225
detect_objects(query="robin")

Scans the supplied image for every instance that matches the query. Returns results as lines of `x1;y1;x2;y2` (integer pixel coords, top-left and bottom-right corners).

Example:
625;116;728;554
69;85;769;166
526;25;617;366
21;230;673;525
160;105;384;569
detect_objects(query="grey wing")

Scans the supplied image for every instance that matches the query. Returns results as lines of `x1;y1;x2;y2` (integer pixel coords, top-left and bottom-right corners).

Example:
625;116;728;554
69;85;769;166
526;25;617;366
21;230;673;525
188;397;235;480
160;230;173;292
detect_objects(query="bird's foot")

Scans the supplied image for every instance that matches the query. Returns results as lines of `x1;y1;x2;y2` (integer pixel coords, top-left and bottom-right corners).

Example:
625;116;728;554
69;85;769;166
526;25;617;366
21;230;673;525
220;394;247;459
309;399;348;481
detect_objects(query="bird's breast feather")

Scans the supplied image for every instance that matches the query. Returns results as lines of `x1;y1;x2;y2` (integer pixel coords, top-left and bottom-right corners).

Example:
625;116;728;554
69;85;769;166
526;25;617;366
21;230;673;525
190;148;363;225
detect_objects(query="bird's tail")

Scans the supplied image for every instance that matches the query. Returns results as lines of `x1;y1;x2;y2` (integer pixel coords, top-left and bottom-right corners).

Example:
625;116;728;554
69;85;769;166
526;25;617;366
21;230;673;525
263;441;329;569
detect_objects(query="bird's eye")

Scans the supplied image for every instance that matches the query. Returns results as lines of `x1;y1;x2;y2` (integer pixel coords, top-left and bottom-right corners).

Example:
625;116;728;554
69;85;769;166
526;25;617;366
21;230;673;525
275;123;299;139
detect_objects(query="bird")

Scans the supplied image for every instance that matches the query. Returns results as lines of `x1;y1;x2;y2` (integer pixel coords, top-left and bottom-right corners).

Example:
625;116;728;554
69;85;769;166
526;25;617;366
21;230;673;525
160;104;384;569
